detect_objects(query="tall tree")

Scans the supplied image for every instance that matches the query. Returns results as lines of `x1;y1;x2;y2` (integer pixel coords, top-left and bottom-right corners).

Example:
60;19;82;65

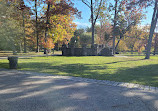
19;0;28;53
35;0;40;52
112;0;118;55
128;0;157;59
145;1;158;59
0;0;31;54
81;0;105;48
109;0;145;54
44;0;51;54
41;0;80;54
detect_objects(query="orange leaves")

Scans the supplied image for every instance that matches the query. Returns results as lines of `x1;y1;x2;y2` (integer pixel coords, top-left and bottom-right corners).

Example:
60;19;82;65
42;38;55;49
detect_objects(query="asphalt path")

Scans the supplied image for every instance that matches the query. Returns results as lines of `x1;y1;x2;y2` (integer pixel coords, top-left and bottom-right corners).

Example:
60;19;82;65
0;69;157;111
0;54;61;60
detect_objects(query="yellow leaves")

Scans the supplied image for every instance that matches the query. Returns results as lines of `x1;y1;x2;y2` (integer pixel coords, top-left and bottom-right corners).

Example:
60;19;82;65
49;14;76;44
134;40;145;53
117;40;128;51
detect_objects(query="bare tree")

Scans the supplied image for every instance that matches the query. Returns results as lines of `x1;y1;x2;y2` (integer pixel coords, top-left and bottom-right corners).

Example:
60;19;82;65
82;0;104;48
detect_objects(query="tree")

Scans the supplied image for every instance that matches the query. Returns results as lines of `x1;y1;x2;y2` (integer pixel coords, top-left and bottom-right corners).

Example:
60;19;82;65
0;1;25;54
49;14;77;45
42;0;81;54
145;1;158;59
117;40;128;52
112;0;118;55
108;0;145;54
34;0;40;52
69;28;85;47
153;33;158;55
81;0;106;48
124;26;148;54
18;0;31;53
96;22;112;45
128;0;157;59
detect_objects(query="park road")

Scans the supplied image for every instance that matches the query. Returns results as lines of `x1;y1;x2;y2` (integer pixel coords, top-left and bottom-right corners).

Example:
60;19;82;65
0;69;157;111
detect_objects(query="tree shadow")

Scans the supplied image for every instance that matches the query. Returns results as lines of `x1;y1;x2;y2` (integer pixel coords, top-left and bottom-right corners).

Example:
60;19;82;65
20;58;32;59
51;63;158;87
18;62;108;79
105;59;145;64
17;60;158;87
0;63;9;69
0;69;157;110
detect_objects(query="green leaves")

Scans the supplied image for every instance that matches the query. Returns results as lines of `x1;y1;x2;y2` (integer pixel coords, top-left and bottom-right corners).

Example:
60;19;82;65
0;1;23;51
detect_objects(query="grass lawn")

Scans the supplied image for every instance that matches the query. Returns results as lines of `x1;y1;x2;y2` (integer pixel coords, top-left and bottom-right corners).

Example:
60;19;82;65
0;55;158;87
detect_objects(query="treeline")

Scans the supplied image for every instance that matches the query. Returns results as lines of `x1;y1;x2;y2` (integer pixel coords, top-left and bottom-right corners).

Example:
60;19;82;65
0;0;80;54
0;0;158;58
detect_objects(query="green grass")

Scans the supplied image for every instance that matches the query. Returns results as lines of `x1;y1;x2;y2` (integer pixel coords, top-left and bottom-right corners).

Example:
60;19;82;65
0;55;158;87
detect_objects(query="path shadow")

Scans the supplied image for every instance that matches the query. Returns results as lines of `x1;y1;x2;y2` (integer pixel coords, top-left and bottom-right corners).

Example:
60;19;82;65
0;69;157;110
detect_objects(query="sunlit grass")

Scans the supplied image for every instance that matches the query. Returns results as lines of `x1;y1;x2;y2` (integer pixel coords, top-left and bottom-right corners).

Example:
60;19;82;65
0;55;158;87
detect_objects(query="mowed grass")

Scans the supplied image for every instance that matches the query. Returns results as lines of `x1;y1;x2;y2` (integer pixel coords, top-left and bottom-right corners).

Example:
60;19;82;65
0;55;158;87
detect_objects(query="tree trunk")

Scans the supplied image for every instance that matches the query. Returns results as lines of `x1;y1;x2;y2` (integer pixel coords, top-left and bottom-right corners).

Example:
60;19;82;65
44;1;50;54
22;10;26;53
131;47;134;54
35;0;39;53
153;33;158;55
145;1;158;59
112;0;118;55
91;0;94;48
115;34;123;51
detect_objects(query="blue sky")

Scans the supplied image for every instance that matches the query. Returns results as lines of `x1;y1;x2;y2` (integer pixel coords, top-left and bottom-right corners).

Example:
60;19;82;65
72;0;153;29
25;0;154;29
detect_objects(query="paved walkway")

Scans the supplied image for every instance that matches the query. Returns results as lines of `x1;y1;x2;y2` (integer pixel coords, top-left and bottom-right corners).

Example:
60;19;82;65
0;54;61;60
0;69;158;111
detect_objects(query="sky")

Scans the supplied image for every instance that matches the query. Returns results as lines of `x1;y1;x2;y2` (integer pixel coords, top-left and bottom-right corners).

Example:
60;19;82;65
25;0;154;29
72;0;154;29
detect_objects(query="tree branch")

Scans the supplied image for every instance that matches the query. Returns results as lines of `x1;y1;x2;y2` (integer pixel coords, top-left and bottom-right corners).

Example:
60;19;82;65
94;0;103;25
82;0;90;8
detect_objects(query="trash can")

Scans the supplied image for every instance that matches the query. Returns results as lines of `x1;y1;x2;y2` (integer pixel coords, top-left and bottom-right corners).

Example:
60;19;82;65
8;56;18;69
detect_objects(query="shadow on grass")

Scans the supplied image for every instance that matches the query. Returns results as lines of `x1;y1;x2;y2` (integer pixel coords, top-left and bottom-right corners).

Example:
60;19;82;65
18;62;108;78
105;59;145;64
0;57;157;86
0;63;9;69
20;58;33;59
14;60;158;87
